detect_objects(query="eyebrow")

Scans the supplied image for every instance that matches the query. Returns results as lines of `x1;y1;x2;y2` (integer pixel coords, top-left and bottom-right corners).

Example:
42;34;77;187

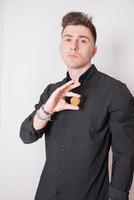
62;34;90;41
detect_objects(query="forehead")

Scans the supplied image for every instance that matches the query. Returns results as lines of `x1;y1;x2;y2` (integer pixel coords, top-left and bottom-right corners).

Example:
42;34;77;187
62;25;93;39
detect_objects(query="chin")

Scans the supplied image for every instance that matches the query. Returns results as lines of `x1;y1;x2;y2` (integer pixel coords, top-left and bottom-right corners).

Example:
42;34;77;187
67;65;83;69
65;60;89;69
65;62;76;68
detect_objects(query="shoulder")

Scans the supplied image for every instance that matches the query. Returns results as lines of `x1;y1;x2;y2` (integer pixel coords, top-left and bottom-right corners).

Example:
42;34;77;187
96;70;125;89
94;68;133;104
95;69;130;97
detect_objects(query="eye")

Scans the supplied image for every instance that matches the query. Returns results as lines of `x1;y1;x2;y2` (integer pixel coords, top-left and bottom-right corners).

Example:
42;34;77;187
81;39;87;44
65;38;71;42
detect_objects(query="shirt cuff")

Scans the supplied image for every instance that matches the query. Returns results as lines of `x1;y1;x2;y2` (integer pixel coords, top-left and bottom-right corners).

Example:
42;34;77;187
109;184;129;200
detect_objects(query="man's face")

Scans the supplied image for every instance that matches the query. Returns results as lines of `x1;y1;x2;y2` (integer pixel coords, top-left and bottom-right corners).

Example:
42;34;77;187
59;25;97;69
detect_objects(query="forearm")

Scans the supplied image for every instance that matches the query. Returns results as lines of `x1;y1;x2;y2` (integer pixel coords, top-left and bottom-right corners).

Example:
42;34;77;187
20;110;45;144
20;105;52;144
33;105;52;130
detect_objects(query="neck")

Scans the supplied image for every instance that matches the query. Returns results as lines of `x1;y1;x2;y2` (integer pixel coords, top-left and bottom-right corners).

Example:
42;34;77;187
67;63;92;83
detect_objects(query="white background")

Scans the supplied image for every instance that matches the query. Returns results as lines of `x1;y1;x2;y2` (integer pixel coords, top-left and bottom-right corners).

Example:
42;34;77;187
0;0;134;199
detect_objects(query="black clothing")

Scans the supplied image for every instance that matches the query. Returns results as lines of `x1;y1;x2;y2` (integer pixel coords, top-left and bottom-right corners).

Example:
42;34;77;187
20;65;134;200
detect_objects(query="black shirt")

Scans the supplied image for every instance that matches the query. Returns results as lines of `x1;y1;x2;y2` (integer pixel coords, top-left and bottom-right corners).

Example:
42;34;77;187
20;64;134;200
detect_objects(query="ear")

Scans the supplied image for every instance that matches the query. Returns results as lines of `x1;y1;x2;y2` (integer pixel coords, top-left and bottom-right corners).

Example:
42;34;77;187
92;46;97;58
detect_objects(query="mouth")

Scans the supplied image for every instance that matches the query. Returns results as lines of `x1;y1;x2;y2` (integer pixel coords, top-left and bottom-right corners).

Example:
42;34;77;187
68;54;78;58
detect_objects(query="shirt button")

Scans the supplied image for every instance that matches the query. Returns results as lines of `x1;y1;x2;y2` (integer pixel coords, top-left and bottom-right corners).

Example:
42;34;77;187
59;169;63;175
56;190;60;194
65;127;69;131
61;147;66;152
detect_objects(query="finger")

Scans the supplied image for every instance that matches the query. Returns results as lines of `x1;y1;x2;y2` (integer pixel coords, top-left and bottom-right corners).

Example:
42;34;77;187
67;82;81;91
57;80;75;92
65;92;81;97
64;103;80;110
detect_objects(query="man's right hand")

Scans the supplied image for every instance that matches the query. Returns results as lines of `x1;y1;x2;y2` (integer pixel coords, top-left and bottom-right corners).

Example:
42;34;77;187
43;80;81;114
33;80;81;130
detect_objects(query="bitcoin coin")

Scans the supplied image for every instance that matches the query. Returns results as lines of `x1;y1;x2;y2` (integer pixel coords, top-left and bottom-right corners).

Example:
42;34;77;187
70;96;80;106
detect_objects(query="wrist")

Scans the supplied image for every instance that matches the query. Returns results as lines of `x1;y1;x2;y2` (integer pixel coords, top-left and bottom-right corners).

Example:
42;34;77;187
42;104;54;115
35;110;52;121
35;104;53;121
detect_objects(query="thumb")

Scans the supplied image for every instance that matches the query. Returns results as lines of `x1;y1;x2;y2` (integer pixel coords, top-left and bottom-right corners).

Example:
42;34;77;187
64;103;80;111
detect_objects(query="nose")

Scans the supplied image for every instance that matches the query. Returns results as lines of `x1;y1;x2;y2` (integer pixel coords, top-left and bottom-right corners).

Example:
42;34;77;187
70;40;79;51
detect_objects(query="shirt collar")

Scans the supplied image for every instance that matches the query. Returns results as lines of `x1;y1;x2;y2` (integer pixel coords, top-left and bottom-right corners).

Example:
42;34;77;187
65;64;97;84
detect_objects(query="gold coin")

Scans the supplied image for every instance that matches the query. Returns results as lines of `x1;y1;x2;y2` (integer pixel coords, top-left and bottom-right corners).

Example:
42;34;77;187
70;96;80;106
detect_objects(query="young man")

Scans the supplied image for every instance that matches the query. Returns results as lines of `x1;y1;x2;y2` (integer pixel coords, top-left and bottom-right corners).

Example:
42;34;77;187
20;12;134;200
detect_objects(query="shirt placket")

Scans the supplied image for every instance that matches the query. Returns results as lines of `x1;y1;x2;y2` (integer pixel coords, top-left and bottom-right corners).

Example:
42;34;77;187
55;110;72;196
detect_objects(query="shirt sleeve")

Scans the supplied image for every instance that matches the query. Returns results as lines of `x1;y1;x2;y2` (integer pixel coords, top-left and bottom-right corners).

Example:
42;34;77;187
108;83;134;200
19;84;51;144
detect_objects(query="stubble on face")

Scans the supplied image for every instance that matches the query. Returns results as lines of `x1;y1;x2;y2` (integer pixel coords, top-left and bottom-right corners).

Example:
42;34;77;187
60;25;97;70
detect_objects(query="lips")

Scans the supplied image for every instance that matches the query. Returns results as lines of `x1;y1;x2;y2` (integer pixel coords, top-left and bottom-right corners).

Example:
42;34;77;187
68;54;78;58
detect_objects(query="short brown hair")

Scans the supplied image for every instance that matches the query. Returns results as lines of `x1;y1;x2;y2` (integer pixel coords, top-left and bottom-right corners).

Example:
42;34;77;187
61;12;97;44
